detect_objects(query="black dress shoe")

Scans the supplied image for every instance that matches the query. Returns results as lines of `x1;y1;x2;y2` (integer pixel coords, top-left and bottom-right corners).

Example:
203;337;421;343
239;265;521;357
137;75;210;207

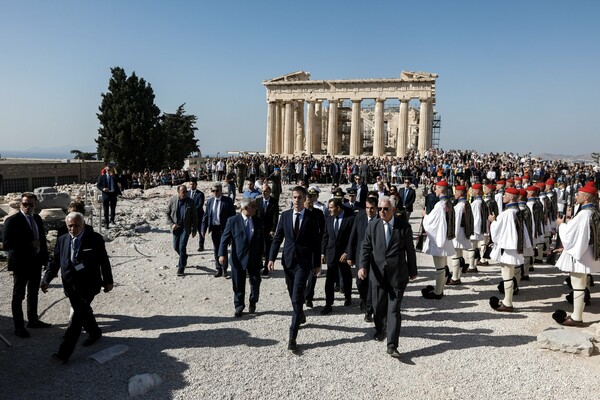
299;315;307;325
27;320;51;328
288;339;298;352
14;328;30;338
387;348;401;358
261;268;269;277
234;311;243;318
344;299;352;307
224;270;230;278
334;285;340;292
305;300;313;308
364;313;374;323
320;305;333;315
197;246;204;252
82;334;102;347
249;304;256;313
373;332;386;341
214;270;223;278
51;353;68;364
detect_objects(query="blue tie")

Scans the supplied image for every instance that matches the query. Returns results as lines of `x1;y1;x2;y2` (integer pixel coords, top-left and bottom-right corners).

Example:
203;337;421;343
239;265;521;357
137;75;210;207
245;218;251;240
72;236;80;263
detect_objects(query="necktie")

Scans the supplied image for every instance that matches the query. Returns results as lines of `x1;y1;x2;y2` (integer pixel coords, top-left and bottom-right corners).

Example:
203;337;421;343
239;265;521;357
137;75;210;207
27;215;38;241
264;201;268;212
245;218;252;240
385;222;391;247
334;216;340;235
213;199;220;224
294;212;300;238
71;236;80;263
403;189;408;205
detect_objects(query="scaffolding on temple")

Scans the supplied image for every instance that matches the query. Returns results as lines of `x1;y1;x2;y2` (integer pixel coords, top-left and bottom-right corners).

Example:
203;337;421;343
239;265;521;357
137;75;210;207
432;112;441;148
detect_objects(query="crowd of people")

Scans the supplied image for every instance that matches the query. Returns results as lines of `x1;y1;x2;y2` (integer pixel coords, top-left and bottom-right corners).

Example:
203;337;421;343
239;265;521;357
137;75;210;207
4;148;599;361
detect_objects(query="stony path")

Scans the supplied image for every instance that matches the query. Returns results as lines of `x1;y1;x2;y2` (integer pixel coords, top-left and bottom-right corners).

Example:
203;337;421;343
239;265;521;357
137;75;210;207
1;183;599;399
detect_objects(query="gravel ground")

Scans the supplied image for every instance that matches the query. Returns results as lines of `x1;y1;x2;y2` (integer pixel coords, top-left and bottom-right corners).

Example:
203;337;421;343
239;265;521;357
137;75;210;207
1;183;599;399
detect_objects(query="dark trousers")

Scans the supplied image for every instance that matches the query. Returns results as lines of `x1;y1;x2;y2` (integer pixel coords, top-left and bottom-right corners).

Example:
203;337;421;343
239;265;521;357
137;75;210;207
262;236;273;269
283;264;309;340
11;265;42;329
231;265;261;312
102;193;118;225
58;292;100;360
196;211;205;248
304;275;318;302
372;280;407;350
324;261;352;306
172;228;190;273
357;274;373;314
210;225;225;271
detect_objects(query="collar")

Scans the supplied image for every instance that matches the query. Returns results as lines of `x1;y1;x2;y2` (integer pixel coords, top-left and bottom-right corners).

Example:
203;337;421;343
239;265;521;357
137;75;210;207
458;198;467;203
473;196;482;200
383;217;395;226
505;202;519;209
581;204;597;210
439;196;449;201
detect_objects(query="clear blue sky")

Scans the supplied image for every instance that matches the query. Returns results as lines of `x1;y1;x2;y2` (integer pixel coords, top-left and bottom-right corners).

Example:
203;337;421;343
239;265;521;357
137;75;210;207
1;0;599;158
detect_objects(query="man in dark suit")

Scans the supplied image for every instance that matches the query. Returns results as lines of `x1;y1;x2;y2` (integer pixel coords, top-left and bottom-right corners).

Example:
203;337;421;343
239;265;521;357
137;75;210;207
329;159;341;185
321;198;355;314
346;196;379;322
2;192;51;338
218;198;264;317
345;188;364;215
202;183;236;277
358;196;418;358
303;188;326;308
398;179;416;219
350;175;369;208
188;179;206;251
268;186;321;353
255;184;279;276
166;185;198;276
41;212;113;363
96;164;122;229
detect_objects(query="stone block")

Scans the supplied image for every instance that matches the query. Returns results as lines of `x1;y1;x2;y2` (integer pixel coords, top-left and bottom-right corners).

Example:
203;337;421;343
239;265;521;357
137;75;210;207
34;187;58;195
537;327;596;356
36;192;72;211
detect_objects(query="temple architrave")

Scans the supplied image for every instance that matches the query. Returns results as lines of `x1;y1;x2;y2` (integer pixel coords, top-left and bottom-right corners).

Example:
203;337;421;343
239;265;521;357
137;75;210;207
263;71;438;157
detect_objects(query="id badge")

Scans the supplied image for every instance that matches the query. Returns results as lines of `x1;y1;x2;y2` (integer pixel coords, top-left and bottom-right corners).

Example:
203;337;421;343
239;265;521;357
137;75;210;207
74;263;85;271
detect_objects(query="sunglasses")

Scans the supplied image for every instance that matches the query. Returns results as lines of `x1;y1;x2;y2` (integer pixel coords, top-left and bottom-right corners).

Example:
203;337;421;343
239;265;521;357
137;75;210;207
21;202;35;207
211;189;220;192
378;207;390;212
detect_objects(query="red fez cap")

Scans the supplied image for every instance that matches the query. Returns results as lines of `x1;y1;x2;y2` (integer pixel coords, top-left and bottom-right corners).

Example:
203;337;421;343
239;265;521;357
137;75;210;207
497;180;505;185
585;181;595;187
436;180;448;187
486;184;495;190
455;185;466;191
527;185;540;192
518;188;527;197
546;179;555;186
523;175;530;180
579;185;598;196
507;178;515;183
472;183;482;190
515;177;522;181
506;187;519;195
536;182;545;189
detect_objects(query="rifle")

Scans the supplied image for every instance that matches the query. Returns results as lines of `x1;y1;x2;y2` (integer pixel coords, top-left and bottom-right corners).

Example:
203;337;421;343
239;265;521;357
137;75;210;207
415;217;426;251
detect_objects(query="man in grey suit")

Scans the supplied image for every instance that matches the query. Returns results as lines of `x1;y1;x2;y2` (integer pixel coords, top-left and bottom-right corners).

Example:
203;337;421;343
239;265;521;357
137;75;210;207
218;198;264;317
358;196;418;358
166;185;198;276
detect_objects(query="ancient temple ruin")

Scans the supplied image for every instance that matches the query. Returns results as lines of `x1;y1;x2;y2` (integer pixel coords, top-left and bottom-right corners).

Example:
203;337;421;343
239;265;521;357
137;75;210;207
263;71;439;157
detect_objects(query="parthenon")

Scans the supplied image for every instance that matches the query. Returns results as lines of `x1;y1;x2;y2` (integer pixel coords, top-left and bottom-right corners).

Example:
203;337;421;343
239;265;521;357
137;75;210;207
263;71;438;157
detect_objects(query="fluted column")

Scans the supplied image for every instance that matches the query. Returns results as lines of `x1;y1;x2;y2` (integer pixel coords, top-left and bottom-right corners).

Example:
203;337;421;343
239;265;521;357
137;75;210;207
373;99;385;157
295;100;304;153
283;102;294;154
396;99;409;157
306;101;315;154
326;101;338;155
349;99;361;156
418;98;432;155
274;102;282;153
314;101;322;154
265;101;276;154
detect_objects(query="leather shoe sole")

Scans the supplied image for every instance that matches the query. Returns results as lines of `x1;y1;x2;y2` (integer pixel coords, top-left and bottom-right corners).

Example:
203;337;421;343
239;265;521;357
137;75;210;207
364;314;374;323
447;279;462;285
234;311;243;318
495;304;514;312
27;320;51;328
14;328;30;338
288;339;298;352
305;300;313;308
213;271;223;278
562;316;585;327
373;332;385;341
82;334;101;347
387;348;401;358
249;305;256;314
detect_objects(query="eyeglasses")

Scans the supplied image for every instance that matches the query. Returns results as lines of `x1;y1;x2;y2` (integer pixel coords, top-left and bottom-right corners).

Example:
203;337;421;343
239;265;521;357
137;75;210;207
211;189;220;192
378;207;390;212
21;202;35;207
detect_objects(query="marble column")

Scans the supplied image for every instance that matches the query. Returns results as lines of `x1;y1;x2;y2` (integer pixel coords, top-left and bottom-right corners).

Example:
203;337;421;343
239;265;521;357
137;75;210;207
266;101;276;154
349;99;361;156
306;101;315;154
326;101;338;155
295;100;305;153
373;99;385;157
274;102;282;153
418;98;432;155
283;101;294;154
396;99;409;157
314;101;322;154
